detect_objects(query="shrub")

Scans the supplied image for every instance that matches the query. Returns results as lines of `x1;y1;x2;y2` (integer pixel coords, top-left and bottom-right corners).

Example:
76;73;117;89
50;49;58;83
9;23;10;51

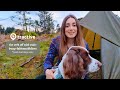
24;31;38;37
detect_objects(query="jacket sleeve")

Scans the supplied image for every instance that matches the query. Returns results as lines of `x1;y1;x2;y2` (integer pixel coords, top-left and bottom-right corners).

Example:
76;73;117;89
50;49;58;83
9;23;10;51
86;42;90;51
84;40;90;51
43;38;58;73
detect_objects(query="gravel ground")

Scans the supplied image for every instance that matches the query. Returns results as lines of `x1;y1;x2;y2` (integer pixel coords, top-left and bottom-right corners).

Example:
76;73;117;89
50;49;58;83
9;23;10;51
89;68;102;79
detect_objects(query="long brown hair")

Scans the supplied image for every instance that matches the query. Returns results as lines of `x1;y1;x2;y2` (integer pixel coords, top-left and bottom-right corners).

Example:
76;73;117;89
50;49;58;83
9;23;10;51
59;14;85;60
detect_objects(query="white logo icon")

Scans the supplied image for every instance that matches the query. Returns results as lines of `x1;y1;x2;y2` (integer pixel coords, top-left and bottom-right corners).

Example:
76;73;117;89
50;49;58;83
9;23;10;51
10;33;16;40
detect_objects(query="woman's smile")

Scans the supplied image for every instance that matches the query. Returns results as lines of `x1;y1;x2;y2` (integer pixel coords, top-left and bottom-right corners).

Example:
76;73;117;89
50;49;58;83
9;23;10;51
68;32;75;35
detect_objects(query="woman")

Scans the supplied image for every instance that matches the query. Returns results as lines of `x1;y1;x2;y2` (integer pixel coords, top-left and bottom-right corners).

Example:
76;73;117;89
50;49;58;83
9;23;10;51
36;14;89;79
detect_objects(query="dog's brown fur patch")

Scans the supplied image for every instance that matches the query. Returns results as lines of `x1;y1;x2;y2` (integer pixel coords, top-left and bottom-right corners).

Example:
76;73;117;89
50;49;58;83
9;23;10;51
63;48;91;79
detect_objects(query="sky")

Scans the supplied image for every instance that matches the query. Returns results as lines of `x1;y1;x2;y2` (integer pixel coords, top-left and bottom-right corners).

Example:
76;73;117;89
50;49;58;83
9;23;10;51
0;11;120;30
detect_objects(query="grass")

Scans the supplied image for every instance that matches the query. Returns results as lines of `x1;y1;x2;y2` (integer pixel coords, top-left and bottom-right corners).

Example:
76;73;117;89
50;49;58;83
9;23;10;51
0;33;57;79
0;49;31;79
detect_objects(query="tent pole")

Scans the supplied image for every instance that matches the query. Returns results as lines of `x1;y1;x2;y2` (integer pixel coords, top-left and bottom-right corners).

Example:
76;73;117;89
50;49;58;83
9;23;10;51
102;37;120;47
92;33;96;50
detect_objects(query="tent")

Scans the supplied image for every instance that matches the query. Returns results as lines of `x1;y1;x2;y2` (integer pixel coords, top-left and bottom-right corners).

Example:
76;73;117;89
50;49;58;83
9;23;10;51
81;25;101;50
80;11;120;79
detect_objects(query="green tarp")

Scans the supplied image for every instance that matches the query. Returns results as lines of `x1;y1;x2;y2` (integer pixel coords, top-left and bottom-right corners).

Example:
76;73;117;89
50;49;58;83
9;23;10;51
80;11;120;79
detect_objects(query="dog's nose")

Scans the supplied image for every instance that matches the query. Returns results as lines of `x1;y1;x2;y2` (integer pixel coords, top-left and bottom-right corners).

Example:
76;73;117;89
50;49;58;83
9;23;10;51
97;62;102;67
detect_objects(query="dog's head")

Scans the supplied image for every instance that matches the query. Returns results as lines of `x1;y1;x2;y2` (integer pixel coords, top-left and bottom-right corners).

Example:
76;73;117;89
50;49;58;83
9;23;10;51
54;46;102;79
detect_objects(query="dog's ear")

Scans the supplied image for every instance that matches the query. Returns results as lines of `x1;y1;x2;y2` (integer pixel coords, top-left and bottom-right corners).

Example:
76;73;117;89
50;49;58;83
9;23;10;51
79;48;91;69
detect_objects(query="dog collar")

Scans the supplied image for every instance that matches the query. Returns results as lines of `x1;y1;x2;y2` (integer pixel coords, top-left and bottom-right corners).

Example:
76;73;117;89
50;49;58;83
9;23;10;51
81;71;89;79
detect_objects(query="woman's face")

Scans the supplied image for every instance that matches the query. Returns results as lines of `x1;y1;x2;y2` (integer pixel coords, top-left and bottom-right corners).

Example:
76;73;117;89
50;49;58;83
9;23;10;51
65;17;77;39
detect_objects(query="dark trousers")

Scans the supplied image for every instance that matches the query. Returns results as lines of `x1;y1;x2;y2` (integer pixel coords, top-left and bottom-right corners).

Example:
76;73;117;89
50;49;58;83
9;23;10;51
35;74;46;79
35;74;90;79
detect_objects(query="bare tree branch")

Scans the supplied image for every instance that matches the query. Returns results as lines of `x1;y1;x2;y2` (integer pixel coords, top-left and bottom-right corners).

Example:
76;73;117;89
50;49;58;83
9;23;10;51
20;56;35;67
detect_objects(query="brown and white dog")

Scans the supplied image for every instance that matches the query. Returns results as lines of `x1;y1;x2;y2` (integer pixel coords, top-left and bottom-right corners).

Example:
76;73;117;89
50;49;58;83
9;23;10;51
54;46;102;79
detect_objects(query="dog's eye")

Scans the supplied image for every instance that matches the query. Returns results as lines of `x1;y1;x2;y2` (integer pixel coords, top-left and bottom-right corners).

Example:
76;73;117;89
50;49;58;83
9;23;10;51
81;52;91;63
81;53;88;59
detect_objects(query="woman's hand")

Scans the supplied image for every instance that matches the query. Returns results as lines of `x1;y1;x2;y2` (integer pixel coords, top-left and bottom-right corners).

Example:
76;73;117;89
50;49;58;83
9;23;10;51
45;69;56;79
